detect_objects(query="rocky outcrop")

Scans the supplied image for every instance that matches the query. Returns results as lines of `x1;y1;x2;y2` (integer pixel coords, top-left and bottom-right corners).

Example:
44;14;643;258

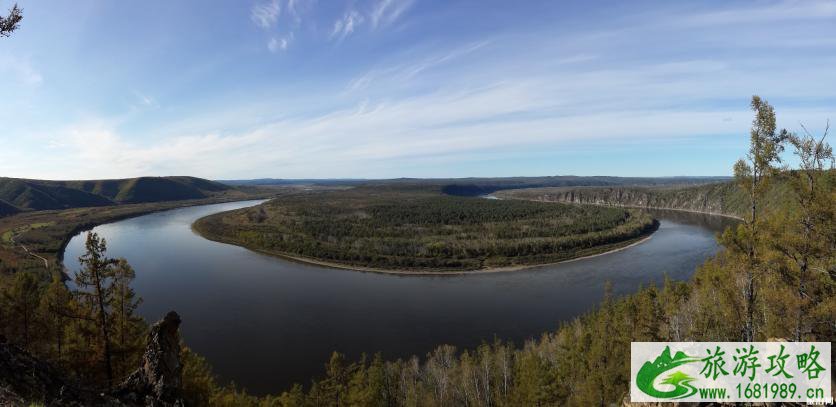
0;312;185;406
116;311;185;406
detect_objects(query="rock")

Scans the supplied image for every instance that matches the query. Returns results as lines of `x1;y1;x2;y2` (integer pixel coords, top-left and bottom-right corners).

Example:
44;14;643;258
116;311;185;406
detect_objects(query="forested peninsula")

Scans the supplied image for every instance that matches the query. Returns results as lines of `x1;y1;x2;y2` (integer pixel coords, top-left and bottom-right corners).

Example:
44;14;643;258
193;187;658;273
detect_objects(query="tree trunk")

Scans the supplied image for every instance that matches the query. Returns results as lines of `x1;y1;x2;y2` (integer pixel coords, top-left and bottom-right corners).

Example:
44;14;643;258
796;258;806;342
93;270;114;388
745;171;758;342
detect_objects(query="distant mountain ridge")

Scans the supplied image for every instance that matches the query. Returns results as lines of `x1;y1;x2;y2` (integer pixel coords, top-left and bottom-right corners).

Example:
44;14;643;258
0;176;232;213
220;176;732;196
0;174;733;215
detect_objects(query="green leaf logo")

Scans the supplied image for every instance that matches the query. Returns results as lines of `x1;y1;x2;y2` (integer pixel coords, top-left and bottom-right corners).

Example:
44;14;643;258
636;346;700;399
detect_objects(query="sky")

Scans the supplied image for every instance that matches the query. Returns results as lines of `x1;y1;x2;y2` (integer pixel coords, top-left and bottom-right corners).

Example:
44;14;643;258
1;0;835;180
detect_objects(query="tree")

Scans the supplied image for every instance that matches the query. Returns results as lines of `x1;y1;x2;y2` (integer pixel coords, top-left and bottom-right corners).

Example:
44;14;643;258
1;271;41;347
313;351;351;406
38;276;74;363
109;259;145;377
725;95;787;341
181;347;220;406
425;345;456;405
0;3;22;37
274;383;306;407
75;232;118;388
768;122;834;340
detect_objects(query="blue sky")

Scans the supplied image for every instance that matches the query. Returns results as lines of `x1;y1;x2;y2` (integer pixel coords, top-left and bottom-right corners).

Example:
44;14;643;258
1;0;835;180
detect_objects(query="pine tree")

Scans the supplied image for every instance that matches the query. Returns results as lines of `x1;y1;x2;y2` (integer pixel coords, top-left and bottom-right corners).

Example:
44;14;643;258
1;271;42;347
275;383;306;406
321;351;351;406
109;258;145;378
38;276;73;363
181;346;220;406
74;232;119;388
768;124;834;340
726;95;787;341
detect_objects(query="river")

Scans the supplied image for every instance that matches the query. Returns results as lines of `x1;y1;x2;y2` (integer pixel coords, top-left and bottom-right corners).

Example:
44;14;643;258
63;200;736;395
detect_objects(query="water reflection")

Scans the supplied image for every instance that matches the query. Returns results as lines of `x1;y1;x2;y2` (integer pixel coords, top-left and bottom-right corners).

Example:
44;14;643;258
63;201;734;395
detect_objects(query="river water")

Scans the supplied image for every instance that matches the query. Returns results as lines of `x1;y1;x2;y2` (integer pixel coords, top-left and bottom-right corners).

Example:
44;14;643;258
63;200;736;395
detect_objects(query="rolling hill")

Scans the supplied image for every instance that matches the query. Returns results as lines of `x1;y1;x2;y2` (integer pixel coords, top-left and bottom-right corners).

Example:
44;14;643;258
0;176;233;212
0;200;19;217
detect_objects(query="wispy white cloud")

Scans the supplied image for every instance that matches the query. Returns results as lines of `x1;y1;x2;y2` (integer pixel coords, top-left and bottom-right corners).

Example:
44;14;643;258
268;33;293;52
133;91;158;108
37;120;270;179
0;55;43;86
286;0;314;26
253;0;414;50
370;0;414;29
251;0;282;29
400;41;490;79
286;0;301;22
682;0;836;26
554;54;598;65
30;49;836;180
330;10;364;42
345;41;491;93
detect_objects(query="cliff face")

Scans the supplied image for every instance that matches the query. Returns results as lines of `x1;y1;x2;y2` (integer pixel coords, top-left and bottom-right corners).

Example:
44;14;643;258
0;312;184;407
496;183;748;219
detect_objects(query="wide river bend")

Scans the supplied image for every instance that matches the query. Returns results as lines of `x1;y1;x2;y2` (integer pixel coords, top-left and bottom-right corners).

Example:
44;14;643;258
64;200;736;395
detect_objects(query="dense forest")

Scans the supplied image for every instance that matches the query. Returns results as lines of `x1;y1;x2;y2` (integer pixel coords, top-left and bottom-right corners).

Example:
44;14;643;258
0;97;833;406
194;189;657;271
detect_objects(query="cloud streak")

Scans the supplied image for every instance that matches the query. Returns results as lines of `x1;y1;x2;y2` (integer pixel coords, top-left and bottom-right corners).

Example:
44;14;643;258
268;33;293;52
251;0;281;29
0;54;43;85
370;0;414;28
331;10;365;41
344;41;491;93
682;0;836;26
